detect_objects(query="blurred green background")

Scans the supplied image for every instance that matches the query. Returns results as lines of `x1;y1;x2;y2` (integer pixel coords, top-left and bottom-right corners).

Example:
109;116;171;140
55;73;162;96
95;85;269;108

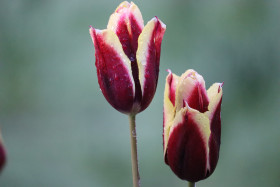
0;0;279;186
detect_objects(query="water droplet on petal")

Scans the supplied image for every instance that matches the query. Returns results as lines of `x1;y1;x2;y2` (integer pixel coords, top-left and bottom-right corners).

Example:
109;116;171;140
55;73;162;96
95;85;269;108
130;56;135;62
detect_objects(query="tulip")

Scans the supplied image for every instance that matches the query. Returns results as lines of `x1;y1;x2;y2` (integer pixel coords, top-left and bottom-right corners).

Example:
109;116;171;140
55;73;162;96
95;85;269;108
0;130;6;172
163;69;223;183
89;1;166;115
89;2;166;187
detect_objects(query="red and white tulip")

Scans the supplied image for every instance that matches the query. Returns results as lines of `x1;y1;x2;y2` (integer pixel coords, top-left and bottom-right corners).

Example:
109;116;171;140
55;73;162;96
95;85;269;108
89;1;166;114
163;69;223;182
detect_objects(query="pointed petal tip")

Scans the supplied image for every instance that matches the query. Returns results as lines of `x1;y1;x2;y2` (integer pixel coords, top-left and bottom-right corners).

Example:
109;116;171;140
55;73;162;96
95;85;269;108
89;27;97;33
150;16;166;29
218;82;224;93
158;17;167;29
89;27;103;42
146;17;157;24
89;26;94;33
166;69;172;74
89;27;96;42
90;28;104;36
130;1;137;8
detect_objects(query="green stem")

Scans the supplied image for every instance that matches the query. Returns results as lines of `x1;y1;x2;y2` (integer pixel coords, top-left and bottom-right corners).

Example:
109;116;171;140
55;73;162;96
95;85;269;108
188;182;195;187
129;114;140;187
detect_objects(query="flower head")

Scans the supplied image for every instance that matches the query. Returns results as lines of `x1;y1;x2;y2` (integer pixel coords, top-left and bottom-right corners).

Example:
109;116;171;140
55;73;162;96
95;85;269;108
163;69;223;182
89;1;166;114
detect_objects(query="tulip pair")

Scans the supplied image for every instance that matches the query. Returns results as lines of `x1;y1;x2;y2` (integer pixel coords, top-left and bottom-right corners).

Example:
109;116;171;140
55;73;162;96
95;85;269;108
89;1;224;186
163;69;223;182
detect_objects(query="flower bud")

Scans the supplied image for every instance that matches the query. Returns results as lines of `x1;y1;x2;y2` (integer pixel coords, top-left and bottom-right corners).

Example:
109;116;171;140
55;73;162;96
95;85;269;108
163;69;223;182
89;1;166;114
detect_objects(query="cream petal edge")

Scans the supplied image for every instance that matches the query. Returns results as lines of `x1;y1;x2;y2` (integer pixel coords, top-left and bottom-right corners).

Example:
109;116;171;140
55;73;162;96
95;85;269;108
205;83;223;119
136;17;166;95
163;107;186;156
163;72;179;154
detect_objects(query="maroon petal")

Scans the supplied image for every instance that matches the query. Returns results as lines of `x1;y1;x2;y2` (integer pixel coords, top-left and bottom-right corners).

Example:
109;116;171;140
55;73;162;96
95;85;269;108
136;17;166;112
89;27;135;114
166;107;211;182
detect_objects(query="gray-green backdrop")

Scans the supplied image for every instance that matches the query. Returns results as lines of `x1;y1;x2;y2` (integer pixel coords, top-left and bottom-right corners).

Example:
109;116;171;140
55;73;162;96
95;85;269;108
0;0;279;186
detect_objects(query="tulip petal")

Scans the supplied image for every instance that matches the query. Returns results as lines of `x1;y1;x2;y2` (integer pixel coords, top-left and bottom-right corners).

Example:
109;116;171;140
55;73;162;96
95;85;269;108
206;83;223;173
107;1;144;60
163;70;179;154
137;17;166;112
175;70;209;113
166;106;211;182
89;27;135;113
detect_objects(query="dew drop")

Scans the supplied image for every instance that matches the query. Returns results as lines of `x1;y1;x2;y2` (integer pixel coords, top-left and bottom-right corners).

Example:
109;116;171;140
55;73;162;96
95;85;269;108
129;56;135;62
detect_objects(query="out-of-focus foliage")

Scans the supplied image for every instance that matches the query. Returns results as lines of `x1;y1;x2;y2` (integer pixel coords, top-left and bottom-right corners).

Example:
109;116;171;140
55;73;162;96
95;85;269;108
0;0;279;186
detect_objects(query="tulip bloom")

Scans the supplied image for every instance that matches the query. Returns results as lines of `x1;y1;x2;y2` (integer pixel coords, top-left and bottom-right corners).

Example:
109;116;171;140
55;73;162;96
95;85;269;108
163;69;223;182
89;1;166;114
